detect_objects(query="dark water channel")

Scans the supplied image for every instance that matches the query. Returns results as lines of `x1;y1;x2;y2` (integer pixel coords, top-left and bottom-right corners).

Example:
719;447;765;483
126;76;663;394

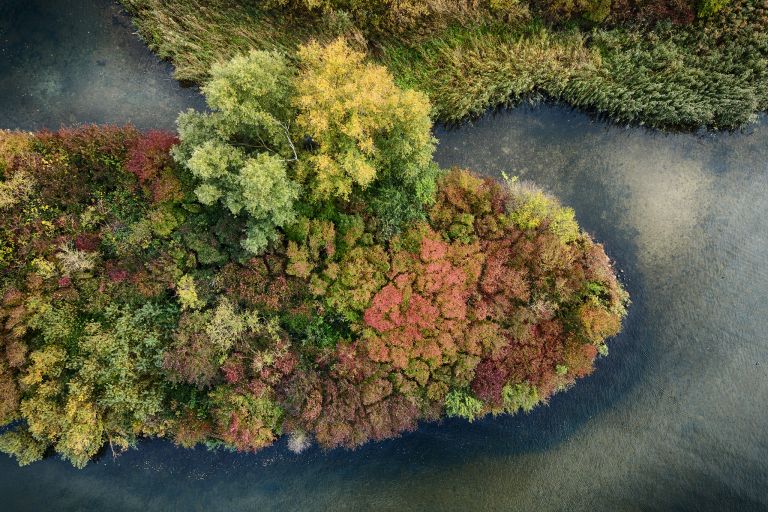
1;1;767;511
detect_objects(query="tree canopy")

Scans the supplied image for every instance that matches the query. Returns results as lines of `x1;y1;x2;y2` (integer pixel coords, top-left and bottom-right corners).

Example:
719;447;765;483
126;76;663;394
0;41;627;468
173;39;437;254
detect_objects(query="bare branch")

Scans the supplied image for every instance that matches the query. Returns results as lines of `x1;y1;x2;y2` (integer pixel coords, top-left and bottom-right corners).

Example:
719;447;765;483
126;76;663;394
279;121;298;162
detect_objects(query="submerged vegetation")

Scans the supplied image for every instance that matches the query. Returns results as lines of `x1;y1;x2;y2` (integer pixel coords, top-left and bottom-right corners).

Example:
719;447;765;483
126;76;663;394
121;0;768;129
0;41;626;467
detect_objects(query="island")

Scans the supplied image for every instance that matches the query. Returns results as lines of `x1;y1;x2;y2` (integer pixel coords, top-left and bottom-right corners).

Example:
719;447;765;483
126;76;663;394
0;39;626;467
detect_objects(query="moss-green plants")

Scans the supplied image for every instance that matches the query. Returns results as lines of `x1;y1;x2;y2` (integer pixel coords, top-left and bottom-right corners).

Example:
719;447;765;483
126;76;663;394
384;1;768;128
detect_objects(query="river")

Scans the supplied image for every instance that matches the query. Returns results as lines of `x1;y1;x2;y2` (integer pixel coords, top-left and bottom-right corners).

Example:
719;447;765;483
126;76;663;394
1;1;767;511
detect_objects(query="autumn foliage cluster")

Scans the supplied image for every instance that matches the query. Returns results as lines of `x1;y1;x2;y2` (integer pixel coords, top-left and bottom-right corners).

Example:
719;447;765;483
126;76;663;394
0;42;626;468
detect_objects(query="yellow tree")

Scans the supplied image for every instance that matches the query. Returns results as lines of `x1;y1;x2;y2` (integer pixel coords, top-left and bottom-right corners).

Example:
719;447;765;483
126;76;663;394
294;38;437;205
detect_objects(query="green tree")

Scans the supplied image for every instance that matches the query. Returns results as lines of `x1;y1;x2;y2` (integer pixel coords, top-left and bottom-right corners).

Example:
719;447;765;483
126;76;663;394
444;389;484;422
0;428;47;466
175;40;441;250
501;382;541;414
174;50;301;254
12;303;174;468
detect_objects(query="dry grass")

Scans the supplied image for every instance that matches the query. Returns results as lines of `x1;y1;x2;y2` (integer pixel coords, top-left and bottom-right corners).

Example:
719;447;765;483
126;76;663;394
121;0;364;82
382;22;598;122
120;0;768;129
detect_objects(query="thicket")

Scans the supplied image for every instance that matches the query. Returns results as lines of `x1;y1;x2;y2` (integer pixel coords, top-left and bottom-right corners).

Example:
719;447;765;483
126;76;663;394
120;0;768;129
0;42;627;468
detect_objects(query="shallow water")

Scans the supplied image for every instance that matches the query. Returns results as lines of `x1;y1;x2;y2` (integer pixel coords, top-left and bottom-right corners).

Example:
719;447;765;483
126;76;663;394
1;1;768;511
0;0;205;130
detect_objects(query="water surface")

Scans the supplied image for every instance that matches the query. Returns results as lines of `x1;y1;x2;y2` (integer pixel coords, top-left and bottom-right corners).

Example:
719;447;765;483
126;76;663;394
1;2;767;511
0;0;204;130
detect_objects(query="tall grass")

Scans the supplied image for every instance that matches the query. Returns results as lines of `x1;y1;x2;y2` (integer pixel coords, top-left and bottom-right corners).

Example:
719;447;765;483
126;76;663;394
381;22;598;122
564;6;768;129
384;0;768;128
121;0;768;130
120;0;363;82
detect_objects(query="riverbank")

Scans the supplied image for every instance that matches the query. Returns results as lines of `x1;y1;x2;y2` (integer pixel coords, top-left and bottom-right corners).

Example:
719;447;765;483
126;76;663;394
120;0;768;130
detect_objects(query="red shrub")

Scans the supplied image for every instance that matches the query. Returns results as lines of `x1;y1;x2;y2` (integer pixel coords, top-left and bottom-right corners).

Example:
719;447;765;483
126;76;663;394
609;0;695;24
164;335;221;388
420;236;447;262
218;259;310;314
74;233;101;252
504;320;566;395
365;395;419;441
173;412;213;449
0;370;20;424
4;340;27;368
563;338;598;378
126;130;181;203
30;126;139;206
221;357;246;384
126;131;177;179
107;268;130;283
471;358;509;405
404;293;440;329
364;283;404;332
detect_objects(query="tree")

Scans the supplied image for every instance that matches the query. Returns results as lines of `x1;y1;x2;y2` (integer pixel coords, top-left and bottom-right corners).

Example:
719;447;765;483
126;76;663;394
294;39;438;213
173;50;301;254
444;389;484;422
14;303;174;468
0;428;47;466
174;40;441;252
